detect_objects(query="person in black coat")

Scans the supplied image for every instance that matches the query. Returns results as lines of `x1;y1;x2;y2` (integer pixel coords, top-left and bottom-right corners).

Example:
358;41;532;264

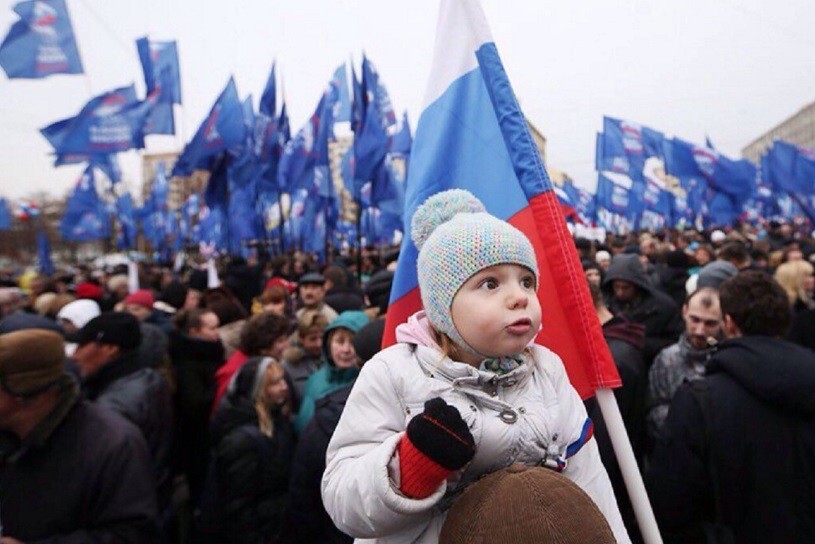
603;254;683;364
647;272;815;543
586;281;647;543
278;317;385;544
0;329;159;543
73;313;174;508
170;308;225;504
207;357;295;544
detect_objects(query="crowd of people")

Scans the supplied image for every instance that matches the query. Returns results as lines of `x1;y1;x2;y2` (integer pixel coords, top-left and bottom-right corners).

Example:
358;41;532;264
1;209;814;543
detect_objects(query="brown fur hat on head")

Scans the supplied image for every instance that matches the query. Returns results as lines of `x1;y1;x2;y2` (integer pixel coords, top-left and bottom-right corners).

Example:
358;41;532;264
440;464;615;544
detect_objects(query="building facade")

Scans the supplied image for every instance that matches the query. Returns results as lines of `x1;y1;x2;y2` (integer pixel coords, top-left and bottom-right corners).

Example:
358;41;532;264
742;100;815;164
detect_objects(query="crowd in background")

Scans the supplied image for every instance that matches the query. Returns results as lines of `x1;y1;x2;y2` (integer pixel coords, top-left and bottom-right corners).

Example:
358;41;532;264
1;218;814;543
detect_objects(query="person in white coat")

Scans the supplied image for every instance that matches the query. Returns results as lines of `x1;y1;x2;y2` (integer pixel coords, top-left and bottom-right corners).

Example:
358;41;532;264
321;189;630;543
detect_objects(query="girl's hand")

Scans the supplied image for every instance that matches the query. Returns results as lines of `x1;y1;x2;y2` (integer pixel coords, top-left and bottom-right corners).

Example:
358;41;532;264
398;397;476;498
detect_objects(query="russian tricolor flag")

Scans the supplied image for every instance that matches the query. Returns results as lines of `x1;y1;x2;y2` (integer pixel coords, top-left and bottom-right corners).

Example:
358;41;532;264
383;0;621;399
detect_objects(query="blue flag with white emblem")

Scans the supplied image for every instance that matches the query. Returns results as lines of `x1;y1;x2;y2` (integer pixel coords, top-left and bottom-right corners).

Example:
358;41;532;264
60;166;110;241
45;85;157;155
173;78;246;177
136;37;181;135
0;0;83;79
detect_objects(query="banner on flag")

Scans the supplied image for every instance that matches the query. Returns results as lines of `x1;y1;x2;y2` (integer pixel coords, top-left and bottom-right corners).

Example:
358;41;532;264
0;0;83;78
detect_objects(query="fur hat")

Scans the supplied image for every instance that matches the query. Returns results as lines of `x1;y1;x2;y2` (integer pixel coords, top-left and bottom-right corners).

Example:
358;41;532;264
440;464;615;544
411;189;538;354
0;329;65;396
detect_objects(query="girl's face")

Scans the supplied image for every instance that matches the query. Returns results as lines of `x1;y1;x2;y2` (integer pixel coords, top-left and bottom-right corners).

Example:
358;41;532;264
263;365;289;406
450;264;541;359
585;269;602;287
329;329;358;368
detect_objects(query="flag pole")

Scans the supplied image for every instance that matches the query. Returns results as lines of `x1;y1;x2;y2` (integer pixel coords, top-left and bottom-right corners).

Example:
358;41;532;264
595;388;663;544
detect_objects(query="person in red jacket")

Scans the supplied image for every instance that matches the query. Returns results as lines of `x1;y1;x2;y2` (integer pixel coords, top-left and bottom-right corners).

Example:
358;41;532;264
211;311;291;414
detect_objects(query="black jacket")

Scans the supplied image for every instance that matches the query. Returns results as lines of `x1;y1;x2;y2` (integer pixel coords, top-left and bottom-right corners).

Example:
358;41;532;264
279;385;353;544
83;349;174;499
647;336;815;543
586;316;647;543
0;376;159;543
604;254;683;363
170;329;224;503
209;382;296;543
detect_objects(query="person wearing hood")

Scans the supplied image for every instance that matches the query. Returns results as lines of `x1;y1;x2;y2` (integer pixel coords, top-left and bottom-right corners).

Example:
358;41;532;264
205;357;295;544
647;272;815;543
646;286;723;444
603;253;683;363
293;310;369;434
587;281;647;541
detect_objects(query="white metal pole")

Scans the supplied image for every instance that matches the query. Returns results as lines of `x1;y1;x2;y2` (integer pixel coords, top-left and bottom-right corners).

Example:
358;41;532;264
595;387;663;544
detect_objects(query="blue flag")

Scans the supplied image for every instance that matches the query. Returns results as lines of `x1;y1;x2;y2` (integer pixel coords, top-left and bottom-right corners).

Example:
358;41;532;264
634;179;672;231
47;85;156;155
595;172;639;234
115;192;137;249
136;37;181;135
353;71;388;190
60;166;109;241
331;64;352;123
54;152;122;183
597;117;664;181
37;230;54;275
390;112;412;156
278;87;334;194
350;62;364;134
136;37;181;104
259;63;276;117
0;198;11;230
172;78;246;177
362;55;397;130
562;179;596;225
0;0;82;78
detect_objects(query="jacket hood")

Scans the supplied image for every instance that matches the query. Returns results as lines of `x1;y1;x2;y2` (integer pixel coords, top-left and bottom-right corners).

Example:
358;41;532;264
322;310;370;363
710;336;815;416
602;316;646;351
603;254;653;294
395;311;443;351
211;357;270;443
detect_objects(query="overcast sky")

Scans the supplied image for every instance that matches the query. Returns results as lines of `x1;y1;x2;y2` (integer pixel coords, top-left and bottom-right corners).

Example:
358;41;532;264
1;0;814;201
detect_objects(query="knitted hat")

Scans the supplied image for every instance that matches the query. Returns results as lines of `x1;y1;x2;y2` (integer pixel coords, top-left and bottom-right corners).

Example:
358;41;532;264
411;189;538;354
75;281;103;301
123;289;155;310
0;329;65;397
76;312;141;350
440;464;615;544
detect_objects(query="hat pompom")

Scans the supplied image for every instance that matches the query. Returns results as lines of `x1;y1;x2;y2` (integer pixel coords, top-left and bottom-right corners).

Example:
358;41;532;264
411;189;485;250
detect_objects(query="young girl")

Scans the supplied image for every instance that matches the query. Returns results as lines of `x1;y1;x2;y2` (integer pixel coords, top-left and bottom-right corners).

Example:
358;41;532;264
206;357;295;543
321;190;629;543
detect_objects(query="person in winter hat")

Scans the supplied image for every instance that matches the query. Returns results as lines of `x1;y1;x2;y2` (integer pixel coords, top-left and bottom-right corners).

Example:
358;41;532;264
321;189;629;543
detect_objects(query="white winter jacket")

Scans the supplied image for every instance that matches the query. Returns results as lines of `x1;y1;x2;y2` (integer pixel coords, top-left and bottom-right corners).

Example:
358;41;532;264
321;326;630;543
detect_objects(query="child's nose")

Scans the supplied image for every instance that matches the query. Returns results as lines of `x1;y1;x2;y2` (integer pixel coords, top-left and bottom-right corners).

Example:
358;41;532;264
508;285;528;308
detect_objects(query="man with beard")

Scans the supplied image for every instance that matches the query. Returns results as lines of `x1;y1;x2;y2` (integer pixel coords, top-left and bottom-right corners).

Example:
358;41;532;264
646;286;723;442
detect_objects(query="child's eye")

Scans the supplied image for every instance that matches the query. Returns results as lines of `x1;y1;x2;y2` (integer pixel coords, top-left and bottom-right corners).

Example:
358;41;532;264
480;278;499;290
521;276;535;289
